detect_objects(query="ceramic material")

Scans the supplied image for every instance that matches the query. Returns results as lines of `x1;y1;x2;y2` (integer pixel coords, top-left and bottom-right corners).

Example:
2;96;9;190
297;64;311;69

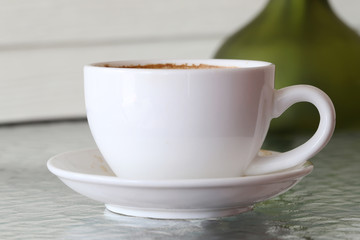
84;59;335;179
47;148;313;219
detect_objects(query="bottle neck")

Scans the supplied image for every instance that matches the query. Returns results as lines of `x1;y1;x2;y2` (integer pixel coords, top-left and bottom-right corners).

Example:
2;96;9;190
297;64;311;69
256;0;339;36
263;0;332;13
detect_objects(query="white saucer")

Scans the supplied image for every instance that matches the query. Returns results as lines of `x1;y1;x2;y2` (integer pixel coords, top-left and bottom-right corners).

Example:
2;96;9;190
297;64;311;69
47;149;313;219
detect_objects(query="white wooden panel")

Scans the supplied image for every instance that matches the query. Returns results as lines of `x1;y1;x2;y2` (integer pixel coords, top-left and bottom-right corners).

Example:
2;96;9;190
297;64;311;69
0;0;266;45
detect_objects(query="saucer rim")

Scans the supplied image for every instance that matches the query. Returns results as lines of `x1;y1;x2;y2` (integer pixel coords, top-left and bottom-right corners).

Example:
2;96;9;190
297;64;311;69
47;148;313;188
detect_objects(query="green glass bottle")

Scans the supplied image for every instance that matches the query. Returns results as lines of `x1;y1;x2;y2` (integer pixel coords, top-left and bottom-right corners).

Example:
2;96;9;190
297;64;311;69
215;0;360;132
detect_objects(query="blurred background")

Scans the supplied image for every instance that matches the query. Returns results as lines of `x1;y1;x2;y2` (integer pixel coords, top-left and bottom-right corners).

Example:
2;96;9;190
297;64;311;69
0;0;359;125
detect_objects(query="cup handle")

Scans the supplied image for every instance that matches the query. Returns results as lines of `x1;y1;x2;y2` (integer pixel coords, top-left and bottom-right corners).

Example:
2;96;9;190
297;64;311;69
245;85;336;175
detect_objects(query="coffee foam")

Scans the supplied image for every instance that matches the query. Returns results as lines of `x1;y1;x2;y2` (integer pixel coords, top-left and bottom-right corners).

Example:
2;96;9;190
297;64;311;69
104;63;235;69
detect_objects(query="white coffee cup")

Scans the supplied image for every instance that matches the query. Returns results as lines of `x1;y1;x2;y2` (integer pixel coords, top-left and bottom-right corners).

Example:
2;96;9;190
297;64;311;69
84;59;335;180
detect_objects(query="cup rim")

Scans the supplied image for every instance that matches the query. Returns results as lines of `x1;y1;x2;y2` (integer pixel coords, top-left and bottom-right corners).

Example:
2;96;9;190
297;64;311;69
84;59;274;72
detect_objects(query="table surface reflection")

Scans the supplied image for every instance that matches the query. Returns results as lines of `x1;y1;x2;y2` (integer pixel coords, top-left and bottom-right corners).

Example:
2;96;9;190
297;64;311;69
0;121;359;240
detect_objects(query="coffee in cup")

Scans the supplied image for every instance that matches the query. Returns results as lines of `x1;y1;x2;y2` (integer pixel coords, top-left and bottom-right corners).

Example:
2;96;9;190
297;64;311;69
103;63;228;69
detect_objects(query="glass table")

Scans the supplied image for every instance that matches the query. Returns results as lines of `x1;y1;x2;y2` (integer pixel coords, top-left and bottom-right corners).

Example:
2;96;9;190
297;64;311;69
0;121;359;239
